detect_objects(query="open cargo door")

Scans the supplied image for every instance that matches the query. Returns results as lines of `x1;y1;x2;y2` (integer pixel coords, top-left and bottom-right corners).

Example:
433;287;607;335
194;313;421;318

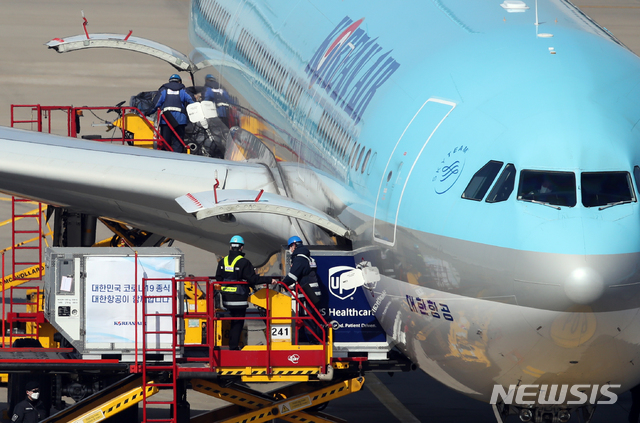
47;33;194;73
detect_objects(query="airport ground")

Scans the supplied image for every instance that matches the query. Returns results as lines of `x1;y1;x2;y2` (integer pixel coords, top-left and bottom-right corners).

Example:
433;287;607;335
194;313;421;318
1;0;640;421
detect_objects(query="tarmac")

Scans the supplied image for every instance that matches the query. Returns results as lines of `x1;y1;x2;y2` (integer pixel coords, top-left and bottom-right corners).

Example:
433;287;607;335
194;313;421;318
0;0;640;422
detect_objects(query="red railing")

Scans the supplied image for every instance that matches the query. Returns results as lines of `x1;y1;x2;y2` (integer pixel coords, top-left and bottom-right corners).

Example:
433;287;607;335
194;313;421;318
136;276;329;374
5;286;44;348
9;104;191;153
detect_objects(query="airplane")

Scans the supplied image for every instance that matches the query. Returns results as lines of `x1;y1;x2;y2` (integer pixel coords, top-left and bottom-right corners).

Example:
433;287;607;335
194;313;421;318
2;0;640;422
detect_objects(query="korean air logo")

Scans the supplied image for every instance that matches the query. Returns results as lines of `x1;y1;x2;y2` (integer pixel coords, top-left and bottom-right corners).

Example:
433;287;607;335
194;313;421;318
433;145;468;194
305;16;400;125
328;266;357;300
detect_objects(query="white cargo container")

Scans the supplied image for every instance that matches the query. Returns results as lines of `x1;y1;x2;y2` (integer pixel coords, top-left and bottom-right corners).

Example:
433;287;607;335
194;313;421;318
44;247;185;361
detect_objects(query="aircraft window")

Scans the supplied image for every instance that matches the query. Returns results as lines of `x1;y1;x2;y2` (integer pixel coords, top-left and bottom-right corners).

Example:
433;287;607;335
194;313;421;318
581;171;635;208
333;126;343;153
318;112;330;147
517;170;576;207
350;143;360;167
486;164;516;203
336;130;345;156
342;135;353;159
635;166;640;195
237;30;248;59
355;146;365;171
254;44;264;71
338;133;348;157
461;161;503;201
252;42;261;68
247;39;257;66
257;46;267;76
275;64;286;92
285;79;303;108
361;149;372;174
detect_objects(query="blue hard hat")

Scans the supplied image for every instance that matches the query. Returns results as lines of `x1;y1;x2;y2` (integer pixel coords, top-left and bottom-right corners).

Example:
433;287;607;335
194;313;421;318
169;74;182;82
230;235;244;246
205;74;216;81
287;236;302;247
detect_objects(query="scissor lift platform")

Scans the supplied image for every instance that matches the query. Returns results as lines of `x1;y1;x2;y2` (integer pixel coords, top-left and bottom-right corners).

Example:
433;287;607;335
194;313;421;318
0;254;399;423
140;277;366;422
190;377;364;423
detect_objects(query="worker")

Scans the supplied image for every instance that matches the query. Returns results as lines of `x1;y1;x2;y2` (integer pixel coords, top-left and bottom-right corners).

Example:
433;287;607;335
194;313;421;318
203;74;232;127
282;236;325;344
215;235;274;350
12;381;45;423
152;74;194;153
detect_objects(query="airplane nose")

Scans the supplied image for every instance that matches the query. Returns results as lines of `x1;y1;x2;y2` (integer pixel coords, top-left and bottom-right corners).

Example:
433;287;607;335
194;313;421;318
564;267;604;305
512;216;640;310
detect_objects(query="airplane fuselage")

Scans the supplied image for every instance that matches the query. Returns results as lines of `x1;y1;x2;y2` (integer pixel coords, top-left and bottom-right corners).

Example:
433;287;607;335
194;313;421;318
188;0;640;409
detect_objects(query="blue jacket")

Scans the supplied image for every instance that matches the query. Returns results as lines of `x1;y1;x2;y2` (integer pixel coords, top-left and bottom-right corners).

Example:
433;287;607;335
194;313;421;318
154;81;194;126
283;246;313;287
203;83;231;118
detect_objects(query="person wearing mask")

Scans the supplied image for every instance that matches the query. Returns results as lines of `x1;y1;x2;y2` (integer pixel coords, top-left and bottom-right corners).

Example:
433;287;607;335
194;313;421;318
215;235;274;350
12;381;45;423
282;236;325;344
152;74;194;153
203;74;232;127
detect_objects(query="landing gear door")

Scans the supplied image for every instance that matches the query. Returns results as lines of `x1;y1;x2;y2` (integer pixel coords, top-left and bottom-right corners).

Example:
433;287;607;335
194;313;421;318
373;99;455;246
46;34;194;73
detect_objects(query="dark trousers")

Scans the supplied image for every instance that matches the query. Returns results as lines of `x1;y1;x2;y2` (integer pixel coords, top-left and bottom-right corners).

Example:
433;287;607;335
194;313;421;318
228;307;247;350
630;384;640;422
160;124;186;153
297;300;324;344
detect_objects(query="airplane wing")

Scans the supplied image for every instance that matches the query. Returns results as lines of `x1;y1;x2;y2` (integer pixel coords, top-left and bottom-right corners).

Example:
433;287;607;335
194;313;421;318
0;127;347;265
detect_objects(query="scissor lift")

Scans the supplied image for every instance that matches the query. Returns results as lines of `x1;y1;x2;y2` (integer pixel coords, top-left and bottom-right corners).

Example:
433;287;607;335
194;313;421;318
132;276;365;423
0;271;366;423
0;192;367;422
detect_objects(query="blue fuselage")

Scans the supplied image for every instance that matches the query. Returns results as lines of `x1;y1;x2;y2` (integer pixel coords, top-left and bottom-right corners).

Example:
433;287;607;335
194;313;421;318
188;0;640;405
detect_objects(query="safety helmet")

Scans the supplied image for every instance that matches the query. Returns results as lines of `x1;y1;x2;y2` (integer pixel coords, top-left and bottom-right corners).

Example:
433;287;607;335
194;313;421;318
205;74;216;82
230;235;244;247
169;74;182;83
287;236;302;248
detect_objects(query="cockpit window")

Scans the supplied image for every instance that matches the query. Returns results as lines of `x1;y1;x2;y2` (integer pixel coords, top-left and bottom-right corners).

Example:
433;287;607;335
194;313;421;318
517;170;576;207
581;171;635;208
486;164;516;203
461;161;503;201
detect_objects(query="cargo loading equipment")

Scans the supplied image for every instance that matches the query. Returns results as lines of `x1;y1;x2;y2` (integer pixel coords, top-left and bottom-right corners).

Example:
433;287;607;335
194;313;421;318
0;247;411;423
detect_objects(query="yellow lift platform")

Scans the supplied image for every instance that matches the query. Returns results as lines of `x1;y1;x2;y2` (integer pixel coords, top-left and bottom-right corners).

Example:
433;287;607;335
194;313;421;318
34;275;369;423
135;277;368;423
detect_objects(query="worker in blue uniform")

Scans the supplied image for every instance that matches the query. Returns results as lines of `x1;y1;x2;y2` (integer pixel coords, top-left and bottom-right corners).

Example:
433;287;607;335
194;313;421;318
215;235;274;350
203;74;232;127
282;236;325;344
152;74;194;153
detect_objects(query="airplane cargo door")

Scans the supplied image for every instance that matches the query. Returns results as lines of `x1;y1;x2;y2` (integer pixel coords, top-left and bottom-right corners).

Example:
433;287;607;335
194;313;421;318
373;98;455;246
